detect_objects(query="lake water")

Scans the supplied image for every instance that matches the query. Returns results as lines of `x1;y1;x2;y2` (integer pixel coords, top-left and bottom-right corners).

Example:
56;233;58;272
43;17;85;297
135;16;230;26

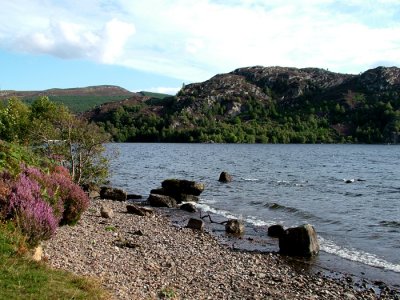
106;143;400;286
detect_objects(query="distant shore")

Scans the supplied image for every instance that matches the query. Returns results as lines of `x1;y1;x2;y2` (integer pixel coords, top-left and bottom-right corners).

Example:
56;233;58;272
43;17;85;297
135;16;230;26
44;199;398;299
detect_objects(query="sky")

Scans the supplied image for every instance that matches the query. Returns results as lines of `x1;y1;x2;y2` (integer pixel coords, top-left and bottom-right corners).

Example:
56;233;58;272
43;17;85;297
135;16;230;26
0;0;399;94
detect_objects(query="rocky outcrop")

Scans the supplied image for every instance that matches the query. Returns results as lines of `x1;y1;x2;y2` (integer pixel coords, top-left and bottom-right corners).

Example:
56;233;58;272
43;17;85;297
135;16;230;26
225;219;245;235
100;187;127;201
279;224;320;257
147;194;177;208
218;171;233;183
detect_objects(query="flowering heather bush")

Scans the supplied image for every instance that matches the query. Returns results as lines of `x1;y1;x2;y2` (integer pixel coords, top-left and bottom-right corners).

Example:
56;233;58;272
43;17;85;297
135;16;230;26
8;174;57;246
21;165;89;226
54;174;90;225
15;197;58;246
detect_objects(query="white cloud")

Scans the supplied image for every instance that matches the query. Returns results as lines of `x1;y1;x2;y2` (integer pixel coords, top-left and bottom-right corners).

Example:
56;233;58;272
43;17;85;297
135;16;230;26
148;87;181;95
101;19;136;64
0;0;399;83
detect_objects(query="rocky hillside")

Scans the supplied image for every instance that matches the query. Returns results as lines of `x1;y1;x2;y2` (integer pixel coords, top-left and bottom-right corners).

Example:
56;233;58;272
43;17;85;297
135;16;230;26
86;66;400;144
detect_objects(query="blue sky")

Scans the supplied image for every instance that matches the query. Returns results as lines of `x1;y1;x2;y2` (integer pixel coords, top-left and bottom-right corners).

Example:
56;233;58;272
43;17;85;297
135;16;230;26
0;0;399;94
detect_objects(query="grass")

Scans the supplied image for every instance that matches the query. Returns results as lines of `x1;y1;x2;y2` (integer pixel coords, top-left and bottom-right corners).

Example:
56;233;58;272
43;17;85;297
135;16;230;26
0;222;111;300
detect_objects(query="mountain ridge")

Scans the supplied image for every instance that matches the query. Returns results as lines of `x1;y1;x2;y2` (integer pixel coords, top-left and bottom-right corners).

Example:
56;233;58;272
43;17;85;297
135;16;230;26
84;65;400;143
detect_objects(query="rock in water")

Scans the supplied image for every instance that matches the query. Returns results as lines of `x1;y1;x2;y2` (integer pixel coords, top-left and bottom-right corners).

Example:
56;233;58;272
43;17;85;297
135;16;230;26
100;187;127;201
278;224;320;257
148;194;177;208
218;171;233;183
161;179;205;196
268;224;285;238
225;219;245;235
100;205;114;219
186;218;204;230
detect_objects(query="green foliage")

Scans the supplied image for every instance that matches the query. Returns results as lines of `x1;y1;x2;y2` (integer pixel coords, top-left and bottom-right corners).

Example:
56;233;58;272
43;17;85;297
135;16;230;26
0;96;111;185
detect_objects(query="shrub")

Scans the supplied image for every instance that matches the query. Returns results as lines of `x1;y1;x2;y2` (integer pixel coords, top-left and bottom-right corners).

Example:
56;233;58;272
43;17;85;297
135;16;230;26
8;174;57;246
21;164;89;226
50;166;89;225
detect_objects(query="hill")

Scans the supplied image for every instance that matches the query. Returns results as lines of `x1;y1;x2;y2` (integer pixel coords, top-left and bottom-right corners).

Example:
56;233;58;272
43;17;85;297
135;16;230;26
0;86;171;113
86;66;400;143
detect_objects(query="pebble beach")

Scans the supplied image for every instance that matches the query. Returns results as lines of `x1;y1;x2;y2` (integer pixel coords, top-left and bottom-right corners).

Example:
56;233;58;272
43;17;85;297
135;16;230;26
44;199;398;299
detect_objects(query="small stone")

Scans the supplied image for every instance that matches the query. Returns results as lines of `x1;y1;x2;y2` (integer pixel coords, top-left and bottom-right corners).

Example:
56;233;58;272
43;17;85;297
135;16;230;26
100;205;114;218
186;218;204;230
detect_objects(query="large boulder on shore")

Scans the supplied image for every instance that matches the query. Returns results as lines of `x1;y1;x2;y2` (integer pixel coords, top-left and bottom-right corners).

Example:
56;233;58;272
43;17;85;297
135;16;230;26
279;224;320;257
148;194;177;208
100;187;127;201
225;219;245;235
161;179;205;196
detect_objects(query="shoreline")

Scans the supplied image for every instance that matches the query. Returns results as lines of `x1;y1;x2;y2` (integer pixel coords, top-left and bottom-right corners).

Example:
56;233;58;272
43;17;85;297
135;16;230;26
44;199;399;299
163;204;400;294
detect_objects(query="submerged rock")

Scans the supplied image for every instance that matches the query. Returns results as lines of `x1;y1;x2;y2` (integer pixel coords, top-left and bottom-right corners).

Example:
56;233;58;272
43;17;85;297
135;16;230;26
279;224;320;257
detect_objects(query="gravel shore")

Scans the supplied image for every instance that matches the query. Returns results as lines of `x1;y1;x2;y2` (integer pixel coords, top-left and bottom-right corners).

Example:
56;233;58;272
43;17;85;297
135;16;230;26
44;199;398;299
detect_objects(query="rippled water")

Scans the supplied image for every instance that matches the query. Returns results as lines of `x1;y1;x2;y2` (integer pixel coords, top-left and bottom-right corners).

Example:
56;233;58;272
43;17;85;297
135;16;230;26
107;143;400;281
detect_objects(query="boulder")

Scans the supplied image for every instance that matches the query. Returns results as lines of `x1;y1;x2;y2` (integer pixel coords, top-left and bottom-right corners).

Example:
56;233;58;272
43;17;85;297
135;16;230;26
176;194;199;203
100;205;114;219
225;219;245;235
150;188;169;196
180;203;197;213
186;218;204;230
100;187;127;201
127;194;143;200
148;194;177;208
219;171;233;183
126;204;154;216
161;179;205;196
279;224;320;257
268;224;285;238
